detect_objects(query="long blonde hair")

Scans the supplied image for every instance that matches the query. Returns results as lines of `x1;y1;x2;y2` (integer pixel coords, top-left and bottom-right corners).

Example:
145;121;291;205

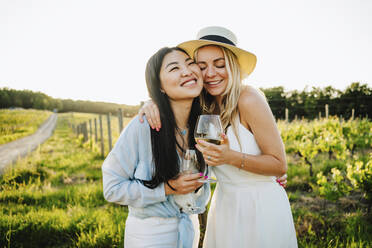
197;46;243;149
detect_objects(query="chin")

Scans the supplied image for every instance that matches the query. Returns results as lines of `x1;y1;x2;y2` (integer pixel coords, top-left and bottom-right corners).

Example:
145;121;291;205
206;89;223;96
182;90;201;99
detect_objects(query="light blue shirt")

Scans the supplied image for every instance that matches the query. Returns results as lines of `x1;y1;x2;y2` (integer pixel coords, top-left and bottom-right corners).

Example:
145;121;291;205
102;116;210;248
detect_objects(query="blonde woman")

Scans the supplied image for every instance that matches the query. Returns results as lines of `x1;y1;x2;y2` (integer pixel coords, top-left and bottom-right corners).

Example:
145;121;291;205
139;26;297;247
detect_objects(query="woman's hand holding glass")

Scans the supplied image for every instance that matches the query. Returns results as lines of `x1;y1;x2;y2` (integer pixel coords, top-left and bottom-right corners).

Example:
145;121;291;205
172;149;205;214
165;173;204;195
168;149;203;195
194;115;226;182
194;114;228;166
195;133;232;166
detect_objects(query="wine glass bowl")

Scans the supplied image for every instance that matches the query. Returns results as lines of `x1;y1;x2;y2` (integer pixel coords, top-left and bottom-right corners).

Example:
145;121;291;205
194;115;224;145
181;149;199;174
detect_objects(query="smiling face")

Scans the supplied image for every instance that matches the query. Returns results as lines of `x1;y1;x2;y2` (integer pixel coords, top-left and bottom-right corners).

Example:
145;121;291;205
159;50;203;101
196;45;229;96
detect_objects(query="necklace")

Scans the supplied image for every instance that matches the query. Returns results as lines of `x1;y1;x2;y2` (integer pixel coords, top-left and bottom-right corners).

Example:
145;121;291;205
180;128;187;136
177;126;188;136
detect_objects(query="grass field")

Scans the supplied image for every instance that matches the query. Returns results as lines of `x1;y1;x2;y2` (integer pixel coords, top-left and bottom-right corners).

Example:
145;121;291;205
0;109;52;145
1;113;127;247
0;112;371;247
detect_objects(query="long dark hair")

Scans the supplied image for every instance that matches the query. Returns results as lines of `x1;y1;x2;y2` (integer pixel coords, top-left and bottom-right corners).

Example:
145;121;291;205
142;47;205;189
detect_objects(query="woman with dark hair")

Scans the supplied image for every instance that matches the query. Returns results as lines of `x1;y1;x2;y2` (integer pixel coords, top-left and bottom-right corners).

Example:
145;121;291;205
102;47;210;248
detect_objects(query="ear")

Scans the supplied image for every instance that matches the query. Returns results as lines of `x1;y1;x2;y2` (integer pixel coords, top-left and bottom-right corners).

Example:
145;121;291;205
160;88;166;94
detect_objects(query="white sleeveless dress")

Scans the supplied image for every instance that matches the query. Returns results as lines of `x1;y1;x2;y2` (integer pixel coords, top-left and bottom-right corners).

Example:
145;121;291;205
203;117;297;248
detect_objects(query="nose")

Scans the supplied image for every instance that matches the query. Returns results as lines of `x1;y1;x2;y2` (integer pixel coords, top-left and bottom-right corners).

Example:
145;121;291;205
205;66;216;78
181;66;192;77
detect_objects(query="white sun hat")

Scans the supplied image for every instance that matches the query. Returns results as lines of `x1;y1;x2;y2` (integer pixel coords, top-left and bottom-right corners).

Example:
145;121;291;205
178;26;257;78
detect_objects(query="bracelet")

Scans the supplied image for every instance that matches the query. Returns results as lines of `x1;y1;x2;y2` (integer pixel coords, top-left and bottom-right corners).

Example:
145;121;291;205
166;181;177;191
241;153;247;168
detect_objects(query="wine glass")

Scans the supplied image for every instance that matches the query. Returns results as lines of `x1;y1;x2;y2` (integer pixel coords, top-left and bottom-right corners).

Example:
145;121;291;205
173;149;203;214
194;115;223;182
181;149;199;174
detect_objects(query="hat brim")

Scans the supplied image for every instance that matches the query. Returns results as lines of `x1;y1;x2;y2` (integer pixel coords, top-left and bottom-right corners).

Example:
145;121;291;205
178;39;257;78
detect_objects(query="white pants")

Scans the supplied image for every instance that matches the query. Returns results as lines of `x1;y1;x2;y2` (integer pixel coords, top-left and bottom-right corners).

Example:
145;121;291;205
124;214;200;248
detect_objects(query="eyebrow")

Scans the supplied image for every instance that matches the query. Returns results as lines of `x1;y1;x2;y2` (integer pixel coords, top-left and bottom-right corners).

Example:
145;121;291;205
165;58;192;69
213;58;225;63
197;57;225;64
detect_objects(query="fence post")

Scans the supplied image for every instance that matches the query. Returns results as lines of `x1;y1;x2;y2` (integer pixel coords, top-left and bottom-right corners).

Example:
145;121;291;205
107;113;113;151
77;124;80;137
319;112;321;120
94;118;98;143
118;108;124;133
89;119;92;141
285;108;288;122
351;109;355;120
83;122;88;142
325;104;329;119
99;115;104;157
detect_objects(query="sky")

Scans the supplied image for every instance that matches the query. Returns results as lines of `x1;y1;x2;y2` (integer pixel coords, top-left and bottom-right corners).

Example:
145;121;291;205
0;0;371;105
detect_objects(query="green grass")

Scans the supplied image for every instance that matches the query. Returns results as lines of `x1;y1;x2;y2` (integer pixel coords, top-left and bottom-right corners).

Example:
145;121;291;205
0;109;52;145
0;113;127;247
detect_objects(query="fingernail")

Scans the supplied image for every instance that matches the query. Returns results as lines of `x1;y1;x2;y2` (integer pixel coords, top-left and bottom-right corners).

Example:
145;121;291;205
156;127;159;132
204;176;208;179
199;172;203;176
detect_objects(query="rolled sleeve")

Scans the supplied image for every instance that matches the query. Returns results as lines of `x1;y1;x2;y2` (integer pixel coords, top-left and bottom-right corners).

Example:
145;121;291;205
102;116;167;208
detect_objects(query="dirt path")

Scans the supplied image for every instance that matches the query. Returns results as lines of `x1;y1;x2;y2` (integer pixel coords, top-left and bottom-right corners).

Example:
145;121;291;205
0;113;58;173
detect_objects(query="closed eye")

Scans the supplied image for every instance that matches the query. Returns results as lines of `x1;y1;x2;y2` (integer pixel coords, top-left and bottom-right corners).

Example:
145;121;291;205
214;59;225;68
169;66;179;72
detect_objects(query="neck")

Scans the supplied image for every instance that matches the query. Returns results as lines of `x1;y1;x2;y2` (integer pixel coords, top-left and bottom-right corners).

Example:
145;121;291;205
215;95;223;108
169;99;193;129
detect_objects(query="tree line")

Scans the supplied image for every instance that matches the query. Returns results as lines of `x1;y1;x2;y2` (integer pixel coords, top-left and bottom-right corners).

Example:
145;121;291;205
261;82;371;120
0;82;371;119
0;88;139;117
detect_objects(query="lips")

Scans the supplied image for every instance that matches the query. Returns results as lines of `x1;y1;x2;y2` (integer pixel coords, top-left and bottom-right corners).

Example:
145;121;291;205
181;78;197;87
205;79;223;87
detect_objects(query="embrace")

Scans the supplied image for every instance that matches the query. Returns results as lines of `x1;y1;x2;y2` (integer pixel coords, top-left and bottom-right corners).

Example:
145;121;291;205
102;26;297;248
